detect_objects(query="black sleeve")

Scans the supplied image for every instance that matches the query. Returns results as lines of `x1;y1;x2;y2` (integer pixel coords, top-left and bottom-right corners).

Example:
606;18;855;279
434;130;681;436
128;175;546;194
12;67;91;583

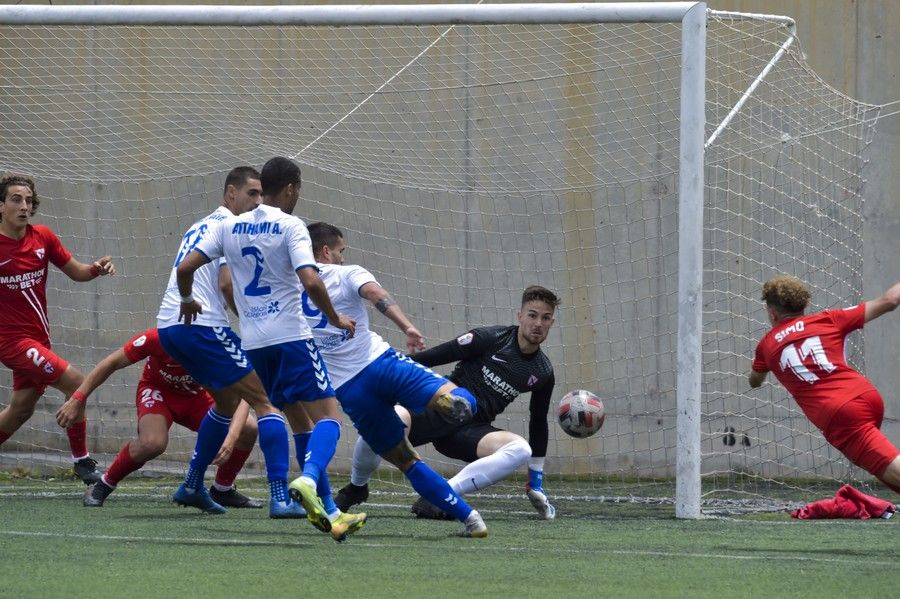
412;329;492;368
527;372;555;458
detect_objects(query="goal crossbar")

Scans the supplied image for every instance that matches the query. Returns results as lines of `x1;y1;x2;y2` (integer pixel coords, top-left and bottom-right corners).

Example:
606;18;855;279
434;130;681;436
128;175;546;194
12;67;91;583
0;3;699;26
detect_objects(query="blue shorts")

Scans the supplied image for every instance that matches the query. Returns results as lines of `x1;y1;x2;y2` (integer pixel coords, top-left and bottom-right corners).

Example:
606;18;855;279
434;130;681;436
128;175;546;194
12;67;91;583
337;348;447;454
158;325;253;391
246;339;335;409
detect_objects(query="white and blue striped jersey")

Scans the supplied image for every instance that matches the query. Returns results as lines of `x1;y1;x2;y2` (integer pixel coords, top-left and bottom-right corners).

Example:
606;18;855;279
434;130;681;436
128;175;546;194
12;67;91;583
194;203;316;351
304;262;389;388
157;207;231;329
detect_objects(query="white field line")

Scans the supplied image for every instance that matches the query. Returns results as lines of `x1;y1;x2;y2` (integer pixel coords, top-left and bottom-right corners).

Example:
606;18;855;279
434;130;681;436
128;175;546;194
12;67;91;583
2;529;894;567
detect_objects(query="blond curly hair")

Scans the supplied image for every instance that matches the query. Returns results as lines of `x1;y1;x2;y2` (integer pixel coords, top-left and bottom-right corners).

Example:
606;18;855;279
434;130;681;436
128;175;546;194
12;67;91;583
761;275;810;315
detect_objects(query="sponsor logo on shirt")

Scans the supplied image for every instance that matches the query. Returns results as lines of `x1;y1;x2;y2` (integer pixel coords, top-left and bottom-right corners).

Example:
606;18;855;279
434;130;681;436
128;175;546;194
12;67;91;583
35;248;45;260
316;331;351;351
491;354;507;363
158;370;197;392
527;374;539;387
480;365;518;400
457;332;474;345
243;300;281;320
0;268;44;290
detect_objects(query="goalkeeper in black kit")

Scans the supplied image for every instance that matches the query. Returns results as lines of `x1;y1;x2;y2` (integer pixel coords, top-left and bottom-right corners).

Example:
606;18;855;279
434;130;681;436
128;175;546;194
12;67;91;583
335;285;559;520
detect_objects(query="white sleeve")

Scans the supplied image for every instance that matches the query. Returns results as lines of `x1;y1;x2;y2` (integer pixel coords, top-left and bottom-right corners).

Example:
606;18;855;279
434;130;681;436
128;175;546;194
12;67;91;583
344;264;378;295
194;218;226;261
287;218;317;272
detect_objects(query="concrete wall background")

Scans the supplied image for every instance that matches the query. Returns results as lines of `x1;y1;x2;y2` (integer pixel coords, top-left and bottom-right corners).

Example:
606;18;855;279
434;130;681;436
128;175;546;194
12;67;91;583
1;1;897;483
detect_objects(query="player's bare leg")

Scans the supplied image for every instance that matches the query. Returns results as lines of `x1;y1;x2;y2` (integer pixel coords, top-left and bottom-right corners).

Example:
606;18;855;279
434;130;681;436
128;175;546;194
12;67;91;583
208;412;263;509
0;387;41;441
173;374;264;514
85;413;170;507
131;413;171;462
2;366;103;484
382;438;486;538
879;455;900;494
337;405;416;511
209;370;276;418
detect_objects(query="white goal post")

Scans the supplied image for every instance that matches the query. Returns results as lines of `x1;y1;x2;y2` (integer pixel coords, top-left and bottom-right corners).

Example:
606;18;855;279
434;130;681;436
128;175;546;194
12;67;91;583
0;4;882;518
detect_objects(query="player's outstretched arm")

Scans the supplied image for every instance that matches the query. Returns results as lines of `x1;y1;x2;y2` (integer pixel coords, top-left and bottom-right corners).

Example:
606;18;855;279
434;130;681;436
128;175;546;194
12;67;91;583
56;348;134;428
213;400;251;466
176;250;211;325
864;279;900;323
59;255;115;282
412;331;482;368
525;380;556;518
297;266;356;337
748;369;768;388
359;281;425;354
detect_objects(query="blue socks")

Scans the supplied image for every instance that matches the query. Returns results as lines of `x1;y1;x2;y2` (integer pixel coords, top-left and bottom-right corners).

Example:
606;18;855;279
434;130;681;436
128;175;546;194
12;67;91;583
301;418;340;483
293;431;312;470
184;408;231;490
258;412;290;501
405;460;473;522
294;430;338;514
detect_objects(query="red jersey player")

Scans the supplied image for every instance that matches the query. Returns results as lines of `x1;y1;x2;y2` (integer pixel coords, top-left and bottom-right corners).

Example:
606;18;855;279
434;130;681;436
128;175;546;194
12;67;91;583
0;174;115;483
749;274;900;494
56;327;263;508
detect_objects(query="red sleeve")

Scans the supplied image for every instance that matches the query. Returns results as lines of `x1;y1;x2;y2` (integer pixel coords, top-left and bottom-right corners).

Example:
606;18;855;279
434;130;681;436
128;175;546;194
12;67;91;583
36;225;73;268
825;303;865;335
122;328;163;363
751;339;769;373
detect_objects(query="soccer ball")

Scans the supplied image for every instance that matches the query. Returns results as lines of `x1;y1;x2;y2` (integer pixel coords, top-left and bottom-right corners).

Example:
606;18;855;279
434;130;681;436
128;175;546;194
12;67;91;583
558;390;605;438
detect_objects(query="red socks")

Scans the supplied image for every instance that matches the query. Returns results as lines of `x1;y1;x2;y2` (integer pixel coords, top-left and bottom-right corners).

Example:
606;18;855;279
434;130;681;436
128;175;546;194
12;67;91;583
213;447;252;488
66;419;88;459
104;443;145;486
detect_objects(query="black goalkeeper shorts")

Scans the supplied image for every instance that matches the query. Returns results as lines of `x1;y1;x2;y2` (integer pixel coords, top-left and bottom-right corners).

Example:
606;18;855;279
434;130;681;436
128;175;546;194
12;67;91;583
408;408;503;463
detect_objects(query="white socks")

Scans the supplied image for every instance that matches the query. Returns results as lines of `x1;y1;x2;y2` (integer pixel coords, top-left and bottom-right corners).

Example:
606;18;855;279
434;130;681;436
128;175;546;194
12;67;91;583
448;438;531;496
350;436;383;486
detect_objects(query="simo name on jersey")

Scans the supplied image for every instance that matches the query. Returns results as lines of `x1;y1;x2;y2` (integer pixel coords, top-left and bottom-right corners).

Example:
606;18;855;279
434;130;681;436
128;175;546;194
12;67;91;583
480;364;518;400
231;221;283;235
774;320;805;343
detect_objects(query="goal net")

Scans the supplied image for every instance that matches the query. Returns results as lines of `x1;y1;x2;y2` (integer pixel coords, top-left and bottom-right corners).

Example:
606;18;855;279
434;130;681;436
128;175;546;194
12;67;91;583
0;4;886;514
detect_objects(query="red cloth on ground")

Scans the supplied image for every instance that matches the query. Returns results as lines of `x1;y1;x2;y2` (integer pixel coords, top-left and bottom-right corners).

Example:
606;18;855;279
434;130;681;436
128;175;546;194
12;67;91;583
791;484;896;520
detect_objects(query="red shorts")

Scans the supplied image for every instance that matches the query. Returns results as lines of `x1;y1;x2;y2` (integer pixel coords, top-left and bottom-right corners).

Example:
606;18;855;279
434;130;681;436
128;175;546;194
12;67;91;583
0;337;68;395
135;380;213;431
824;389;900;478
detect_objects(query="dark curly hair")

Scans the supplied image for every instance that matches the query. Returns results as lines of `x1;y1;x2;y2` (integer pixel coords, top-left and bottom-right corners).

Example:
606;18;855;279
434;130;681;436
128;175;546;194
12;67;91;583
260;157;300;198
522;285;560;309
0;174;39;220
761;275;810;315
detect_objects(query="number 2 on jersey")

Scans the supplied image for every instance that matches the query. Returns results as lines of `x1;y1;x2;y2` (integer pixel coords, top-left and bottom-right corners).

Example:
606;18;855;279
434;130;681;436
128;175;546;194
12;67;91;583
241;246;271;296
778;336;836;383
